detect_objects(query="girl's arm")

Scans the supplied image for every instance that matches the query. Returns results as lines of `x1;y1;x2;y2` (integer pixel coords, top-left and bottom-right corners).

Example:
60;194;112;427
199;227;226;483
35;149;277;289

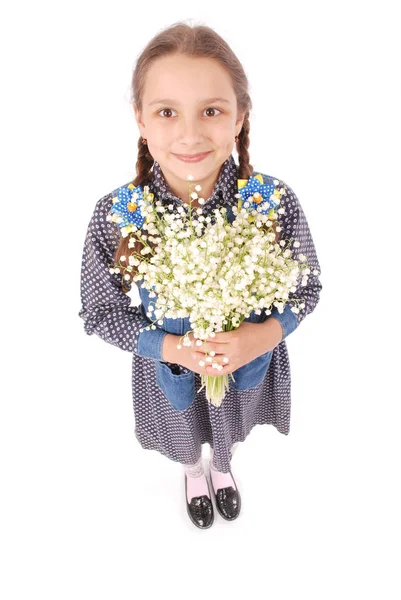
78;193;167;360
263;178;323;340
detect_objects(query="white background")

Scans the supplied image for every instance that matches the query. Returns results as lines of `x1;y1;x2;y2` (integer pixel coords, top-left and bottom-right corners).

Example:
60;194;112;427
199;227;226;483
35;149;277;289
1;1;400;598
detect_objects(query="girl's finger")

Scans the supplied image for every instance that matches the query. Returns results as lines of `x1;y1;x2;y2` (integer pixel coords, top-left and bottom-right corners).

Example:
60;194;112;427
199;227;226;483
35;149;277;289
205;361;229;373
194;353;229;368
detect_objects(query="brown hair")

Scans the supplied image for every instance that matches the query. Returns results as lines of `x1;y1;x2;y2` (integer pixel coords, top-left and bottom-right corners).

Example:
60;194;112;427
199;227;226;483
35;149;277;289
113;20;279;280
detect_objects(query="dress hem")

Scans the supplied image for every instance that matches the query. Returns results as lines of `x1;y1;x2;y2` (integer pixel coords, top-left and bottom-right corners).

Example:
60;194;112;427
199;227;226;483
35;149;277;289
134;419;290;469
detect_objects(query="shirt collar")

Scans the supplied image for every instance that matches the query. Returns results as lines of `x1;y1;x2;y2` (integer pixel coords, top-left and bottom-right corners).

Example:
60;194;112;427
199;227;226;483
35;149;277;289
147;153;239;207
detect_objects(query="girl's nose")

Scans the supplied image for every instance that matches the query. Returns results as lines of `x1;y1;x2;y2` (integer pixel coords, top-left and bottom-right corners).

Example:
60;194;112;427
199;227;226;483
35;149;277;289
178;118;204;143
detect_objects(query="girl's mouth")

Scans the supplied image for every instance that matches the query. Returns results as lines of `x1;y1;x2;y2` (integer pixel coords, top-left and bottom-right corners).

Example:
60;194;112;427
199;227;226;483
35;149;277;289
173;151;212;163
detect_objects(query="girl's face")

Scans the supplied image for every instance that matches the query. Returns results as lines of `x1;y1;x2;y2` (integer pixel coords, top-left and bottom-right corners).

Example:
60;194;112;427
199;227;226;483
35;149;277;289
133;54;245;201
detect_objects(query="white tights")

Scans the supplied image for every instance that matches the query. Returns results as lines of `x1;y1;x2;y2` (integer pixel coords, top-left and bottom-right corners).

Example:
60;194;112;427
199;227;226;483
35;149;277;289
182;442;240;477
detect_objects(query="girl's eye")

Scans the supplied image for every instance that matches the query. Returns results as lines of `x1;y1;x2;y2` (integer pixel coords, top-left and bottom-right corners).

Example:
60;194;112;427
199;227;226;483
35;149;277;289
204;107;221;117
158;108;177;118
157;107;222;118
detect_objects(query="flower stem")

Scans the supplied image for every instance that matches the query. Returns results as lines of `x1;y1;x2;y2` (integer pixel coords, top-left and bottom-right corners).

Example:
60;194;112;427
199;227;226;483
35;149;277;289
197;373;231;408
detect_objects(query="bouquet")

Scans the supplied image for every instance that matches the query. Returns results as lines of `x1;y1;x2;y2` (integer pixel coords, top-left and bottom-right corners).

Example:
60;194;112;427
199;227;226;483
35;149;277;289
107;172;319;407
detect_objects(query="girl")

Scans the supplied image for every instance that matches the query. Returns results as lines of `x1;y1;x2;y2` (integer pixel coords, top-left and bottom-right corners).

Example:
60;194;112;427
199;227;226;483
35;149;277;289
78;21;322;530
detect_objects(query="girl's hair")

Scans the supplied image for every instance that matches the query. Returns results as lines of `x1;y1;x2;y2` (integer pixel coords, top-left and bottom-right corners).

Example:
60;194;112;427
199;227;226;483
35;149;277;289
113;21;278;276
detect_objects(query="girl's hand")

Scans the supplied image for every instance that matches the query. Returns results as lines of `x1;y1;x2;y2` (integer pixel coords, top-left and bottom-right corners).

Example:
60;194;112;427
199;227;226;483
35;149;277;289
162;319;282;376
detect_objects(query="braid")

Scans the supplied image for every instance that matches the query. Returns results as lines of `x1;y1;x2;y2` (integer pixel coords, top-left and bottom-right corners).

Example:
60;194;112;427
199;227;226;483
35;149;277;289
133;136;154;186
236;114;279;244
236;113;253;180
113;136;154;281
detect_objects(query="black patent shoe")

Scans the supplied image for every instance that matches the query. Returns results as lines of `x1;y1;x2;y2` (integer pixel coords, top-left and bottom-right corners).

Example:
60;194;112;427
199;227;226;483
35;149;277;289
185;474;214;529
209;469;241;521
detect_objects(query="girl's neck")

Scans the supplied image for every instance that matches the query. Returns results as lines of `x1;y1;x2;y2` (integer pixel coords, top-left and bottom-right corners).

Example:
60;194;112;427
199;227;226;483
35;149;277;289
157;163;223;205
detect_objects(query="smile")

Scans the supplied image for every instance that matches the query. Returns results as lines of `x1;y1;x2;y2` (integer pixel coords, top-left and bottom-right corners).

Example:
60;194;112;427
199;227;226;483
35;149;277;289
173;151;212;163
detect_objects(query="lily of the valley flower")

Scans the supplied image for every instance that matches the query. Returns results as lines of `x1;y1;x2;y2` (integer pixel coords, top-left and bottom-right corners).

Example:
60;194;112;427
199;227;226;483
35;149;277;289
106;172;319;407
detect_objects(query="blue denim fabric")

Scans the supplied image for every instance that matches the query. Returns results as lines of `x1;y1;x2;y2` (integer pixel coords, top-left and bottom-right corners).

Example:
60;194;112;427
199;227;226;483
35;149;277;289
218;307;269;391
268;303;299;340
135;285;298;410
155;361;196;410
136;302;168;361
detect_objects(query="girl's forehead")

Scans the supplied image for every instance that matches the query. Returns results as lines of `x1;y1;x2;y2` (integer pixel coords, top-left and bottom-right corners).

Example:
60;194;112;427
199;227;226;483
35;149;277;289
143;55;233;95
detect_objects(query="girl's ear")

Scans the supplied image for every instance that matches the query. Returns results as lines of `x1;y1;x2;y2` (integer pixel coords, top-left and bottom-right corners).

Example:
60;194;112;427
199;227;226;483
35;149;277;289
132;103;146;138
235;112;245;137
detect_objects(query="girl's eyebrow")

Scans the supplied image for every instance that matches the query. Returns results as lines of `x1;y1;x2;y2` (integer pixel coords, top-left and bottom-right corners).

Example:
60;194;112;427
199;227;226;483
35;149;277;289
148;97;231;106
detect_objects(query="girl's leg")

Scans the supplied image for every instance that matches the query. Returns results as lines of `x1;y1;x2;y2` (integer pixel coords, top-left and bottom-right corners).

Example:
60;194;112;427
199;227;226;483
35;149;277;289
182;455;210;503
209;446;237;491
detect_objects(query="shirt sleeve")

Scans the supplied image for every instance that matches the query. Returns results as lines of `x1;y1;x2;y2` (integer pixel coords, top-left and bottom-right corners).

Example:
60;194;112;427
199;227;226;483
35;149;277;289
78;192;168;360
266;180;323;340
